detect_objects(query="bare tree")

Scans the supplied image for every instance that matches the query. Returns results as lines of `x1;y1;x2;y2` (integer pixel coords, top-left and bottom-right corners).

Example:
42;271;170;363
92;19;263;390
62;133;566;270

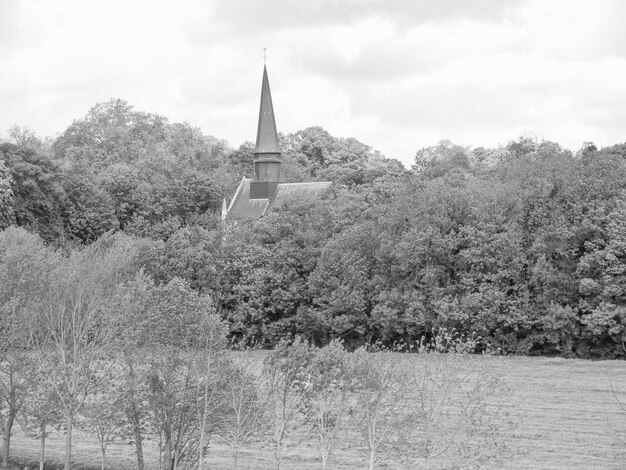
346;346;410;470
217;356;267;470
605;376;626;455
305;340;350;470
262;338;314;470
196;309;229;470
406;353;510;468
402;331;513;469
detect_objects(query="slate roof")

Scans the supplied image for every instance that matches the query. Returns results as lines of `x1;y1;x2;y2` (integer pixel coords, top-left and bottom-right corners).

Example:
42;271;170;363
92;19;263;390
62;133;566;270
271;182;332;209
225;178;332;220
226;178;269;219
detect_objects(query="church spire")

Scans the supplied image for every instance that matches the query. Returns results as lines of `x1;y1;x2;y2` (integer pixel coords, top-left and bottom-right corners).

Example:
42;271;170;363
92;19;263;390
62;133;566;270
254;65;281;156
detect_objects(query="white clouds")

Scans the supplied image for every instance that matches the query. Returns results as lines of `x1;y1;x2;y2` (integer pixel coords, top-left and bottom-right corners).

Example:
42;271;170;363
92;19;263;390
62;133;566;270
1;0;625;166
200;0;519;34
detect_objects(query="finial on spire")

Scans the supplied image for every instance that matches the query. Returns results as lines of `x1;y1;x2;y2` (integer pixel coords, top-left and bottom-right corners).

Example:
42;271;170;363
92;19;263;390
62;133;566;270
263;48;268;65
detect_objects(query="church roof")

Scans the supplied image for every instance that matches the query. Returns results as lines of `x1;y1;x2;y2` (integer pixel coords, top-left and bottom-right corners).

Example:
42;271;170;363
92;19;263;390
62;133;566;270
223;63;331;221
226;178;332;219
226;178;270;219
255;65;281;155
271;182;332;209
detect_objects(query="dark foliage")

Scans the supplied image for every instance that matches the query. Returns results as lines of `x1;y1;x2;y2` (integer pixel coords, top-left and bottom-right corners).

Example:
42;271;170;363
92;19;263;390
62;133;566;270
3;101;626;357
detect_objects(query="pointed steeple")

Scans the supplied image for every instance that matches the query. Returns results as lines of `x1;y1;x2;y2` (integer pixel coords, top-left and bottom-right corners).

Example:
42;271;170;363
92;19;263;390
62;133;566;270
254;65;281;156
224;59;332;217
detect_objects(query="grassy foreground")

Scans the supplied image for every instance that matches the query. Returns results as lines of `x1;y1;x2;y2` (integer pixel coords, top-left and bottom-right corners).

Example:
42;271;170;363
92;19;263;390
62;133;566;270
5;354;626;470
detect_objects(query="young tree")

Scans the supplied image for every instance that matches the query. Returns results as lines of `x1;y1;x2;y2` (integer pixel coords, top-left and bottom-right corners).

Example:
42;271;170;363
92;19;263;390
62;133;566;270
146;348;205;470
0;160;15;229
30;233;139;470
19;370;63;470
262;338;315;470
0;227;56;469
217;356;267;470
118;346;150;470
404;332;512;469
77;375;127;470
133;277;228;470
305;340;350;470
108;269;155;470
346;346;410;470
196;307;229;470
0;352;36;469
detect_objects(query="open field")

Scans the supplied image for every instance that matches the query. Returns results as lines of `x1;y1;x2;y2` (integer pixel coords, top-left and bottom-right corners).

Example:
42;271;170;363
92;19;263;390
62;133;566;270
5;354;626;470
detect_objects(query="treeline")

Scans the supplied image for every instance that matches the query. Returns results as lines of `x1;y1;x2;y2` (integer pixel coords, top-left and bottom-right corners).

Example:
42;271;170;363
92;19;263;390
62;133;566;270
0;227;508;469
2;99;626;357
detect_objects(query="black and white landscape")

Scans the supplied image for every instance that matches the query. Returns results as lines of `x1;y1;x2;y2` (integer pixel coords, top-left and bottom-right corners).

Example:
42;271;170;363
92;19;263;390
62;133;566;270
1;1;626;469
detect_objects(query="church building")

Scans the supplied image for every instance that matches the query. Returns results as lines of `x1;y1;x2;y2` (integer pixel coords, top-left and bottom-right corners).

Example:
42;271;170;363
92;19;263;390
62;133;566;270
223;65;331;220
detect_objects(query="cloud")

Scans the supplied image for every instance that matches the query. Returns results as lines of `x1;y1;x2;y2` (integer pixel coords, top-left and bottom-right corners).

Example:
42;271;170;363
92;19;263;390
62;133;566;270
590;0;626;59
199;0;519;34
0;1;30;50
343;53;626;152
1;0;626;169
284;16;525;83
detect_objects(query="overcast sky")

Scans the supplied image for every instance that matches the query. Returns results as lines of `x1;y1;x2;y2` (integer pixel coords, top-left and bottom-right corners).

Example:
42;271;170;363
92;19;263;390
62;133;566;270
1;0;625;166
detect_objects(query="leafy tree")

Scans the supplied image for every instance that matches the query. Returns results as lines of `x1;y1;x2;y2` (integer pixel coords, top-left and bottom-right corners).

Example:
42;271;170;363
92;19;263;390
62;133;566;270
104;269;155;470
119;275;229;470
576;197;626;356
77;378;126;470
219;208;328;346
0;160;15;229
19;369;63;470
412;140;472;178
283;127;336;175
52;99;168;169
143;225;221;294
0;143;67;242
225;142;256;181
145;348;231;470
6;125;50;153
140;277;216;348
0;352;36;469
283;126;388;186
309;222;381;345
0;227;57;469
62;164;118;242
51;99;233;236
29;232;140;470
146;349;201;469
99;164;145;229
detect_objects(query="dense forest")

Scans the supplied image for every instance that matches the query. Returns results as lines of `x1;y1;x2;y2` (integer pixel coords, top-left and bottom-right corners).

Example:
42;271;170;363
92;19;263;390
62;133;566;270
2;98;626;358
